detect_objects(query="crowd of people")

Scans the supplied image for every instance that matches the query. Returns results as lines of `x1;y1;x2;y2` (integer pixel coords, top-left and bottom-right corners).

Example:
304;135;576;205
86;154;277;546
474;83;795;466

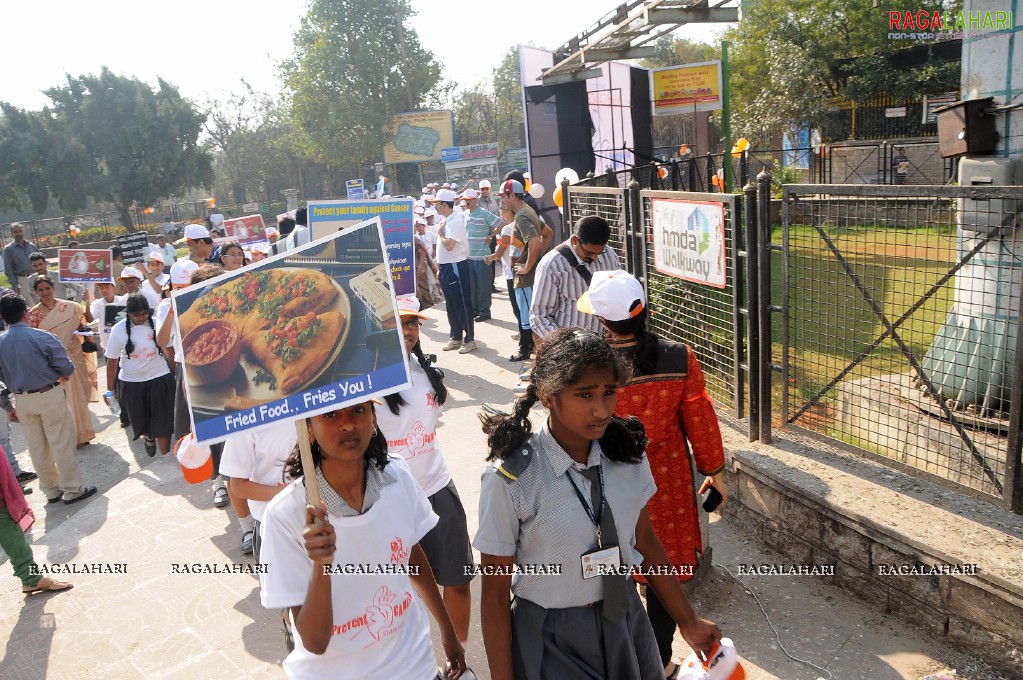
0;179;731;679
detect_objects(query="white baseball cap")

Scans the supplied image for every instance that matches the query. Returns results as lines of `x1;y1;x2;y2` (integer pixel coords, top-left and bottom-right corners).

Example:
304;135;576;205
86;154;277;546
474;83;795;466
183;224;210;240
169;259;199;286
119;267;143;281
478;180;492;189
576;270;645;321
148;252;166;265
433;189;458;202
395;295;428;319
460;188;479;200
265;226;279;238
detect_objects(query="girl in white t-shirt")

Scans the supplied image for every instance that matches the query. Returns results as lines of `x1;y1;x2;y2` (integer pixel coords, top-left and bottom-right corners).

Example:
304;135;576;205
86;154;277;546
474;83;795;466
104;294;174;456
376;296;475;643
259;402;466;680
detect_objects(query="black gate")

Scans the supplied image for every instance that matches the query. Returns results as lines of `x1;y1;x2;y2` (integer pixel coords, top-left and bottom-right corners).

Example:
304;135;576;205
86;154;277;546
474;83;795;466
780;184;1023;510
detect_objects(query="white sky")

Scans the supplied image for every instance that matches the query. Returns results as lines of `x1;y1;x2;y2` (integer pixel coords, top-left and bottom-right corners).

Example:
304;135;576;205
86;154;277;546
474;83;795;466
2;0;726;111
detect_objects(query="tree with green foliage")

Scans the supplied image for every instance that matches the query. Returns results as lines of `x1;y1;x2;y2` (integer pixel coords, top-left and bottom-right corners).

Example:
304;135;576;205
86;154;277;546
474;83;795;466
726;0;960;141
284;0;446;178
201;82;306;204
454;47;524;150
0;105;50;213
30;67;213;230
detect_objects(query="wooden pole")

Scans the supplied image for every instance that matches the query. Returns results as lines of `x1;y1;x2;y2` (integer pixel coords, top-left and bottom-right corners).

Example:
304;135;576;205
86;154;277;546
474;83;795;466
296;420;322;507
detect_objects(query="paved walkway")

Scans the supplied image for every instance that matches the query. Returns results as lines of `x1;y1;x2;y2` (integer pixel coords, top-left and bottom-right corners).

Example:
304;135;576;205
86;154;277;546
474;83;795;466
0;292;999;679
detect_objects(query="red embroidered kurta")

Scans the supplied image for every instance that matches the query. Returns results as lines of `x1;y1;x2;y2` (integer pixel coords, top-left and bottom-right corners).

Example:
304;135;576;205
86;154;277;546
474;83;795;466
612;338;724;582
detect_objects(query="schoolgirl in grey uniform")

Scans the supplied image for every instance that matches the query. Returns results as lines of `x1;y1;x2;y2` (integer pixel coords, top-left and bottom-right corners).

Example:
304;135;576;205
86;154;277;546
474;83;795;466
474;328;721;680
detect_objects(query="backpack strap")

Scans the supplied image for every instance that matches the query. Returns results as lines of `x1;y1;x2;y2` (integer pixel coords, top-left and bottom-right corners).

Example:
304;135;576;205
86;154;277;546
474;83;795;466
496;441;535;482
556;244;592;285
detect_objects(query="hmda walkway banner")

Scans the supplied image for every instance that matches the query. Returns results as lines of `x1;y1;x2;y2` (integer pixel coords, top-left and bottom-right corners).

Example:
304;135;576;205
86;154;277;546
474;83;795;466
651;199;727;288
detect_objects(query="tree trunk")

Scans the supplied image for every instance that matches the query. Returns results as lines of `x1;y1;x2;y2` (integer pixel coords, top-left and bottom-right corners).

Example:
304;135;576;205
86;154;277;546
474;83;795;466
116;204;136;232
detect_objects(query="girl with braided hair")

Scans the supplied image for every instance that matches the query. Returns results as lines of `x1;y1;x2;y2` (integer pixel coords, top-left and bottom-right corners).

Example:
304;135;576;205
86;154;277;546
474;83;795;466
577;270;728;678
475;327;720;680
104;294;174;456
375;296;476;644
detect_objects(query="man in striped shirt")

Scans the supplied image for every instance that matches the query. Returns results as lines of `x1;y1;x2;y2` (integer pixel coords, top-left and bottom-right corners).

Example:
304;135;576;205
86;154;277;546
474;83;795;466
462;189;503;321
529;215;622;338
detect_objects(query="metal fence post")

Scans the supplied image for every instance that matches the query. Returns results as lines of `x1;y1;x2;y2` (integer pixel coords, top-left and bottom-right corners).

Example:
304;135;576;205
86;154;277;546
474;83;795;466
756;170;773;443
562;178;572;230
627;179;643;280
744;181;760;441
1004;277;1023;512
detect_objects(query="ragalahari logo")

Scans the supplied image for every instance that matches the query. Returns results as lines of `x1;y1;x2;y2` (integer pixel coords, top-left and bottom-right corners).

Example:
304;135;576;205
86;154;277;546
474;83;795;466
889;9;1013;41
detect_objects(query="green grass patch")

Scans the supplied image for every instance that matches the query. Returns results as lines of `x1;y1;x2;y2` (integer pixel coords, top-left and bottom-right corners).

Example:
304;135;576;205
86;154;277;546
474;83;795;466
776;223;956;422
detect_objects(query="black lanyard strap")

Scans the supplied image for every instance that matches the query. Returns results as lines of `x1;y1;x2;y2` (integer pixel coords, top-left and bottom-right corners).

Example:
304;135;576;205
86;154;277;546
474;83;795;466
566;464;605;529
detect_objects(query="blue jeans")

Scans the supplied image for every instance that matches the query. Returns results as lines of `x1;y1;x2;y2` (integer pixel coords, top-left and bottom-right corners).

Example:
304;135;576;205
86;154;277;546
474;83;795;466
513;286;535;356
514;287;533;331
439;261;474;343
467;259;493;317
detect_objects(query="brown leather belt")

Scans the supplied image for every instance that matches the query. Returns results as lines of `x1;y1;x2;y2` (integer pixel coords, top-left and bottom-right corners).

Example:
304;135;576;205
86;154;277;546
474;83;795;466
15;382;59;395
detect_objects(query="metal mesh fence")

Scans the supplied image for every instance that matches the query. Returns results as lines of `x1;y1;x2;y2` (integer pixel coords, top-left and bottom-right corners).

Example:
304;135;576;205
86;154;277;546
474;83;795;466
824;141;954;185
566;186;628;255
781;184;1022;500
641;190;738;409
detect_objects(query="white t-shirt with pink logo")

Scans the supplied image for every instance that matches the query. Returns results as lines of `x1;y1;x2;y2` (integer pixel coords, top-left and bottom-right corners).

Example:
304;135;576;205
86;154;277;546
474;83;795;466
220;420;297;522
259;456;439;680
374;357;451;496
104;318;171;383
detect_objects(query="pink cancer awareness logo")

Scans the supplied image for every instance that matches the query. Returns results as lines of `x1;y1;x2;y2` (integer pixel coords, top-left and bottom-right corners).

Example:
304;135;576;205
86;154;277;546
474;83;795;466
390;537;409;563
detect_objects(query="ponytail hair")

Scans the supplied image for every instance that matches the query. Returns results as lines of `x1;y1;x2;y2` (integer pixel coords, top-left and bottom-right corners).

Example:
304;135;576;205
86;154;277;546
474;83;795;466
384;341;448;415
480;327;647;463
123;293;163;361
480;382;540;462
602;307;659;375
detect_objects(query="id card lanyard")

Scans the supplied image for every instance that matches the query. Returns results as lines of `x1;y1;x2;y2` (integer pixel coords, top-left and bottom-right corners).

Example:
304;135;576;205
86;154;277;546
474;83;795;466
566;465;606;548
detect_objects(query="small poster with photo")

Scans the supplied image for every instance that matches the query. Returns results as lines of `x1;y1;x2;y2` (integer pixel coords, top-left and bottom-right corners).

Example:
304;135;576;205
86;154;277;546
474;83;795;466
58;249;115;283
221;215;266;245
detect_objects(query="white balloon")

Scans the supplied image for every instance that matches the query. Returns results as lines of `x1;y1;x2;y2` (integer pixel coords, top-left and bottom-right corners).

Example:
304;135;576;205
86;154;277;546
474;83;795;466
555;167;580;186
528;183;546;199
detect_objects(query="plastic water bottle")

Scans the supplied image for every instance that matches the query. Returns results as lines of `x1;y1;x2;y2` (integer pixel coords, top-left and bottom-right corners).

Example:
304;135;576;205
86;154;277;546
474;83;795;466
103;391;120;416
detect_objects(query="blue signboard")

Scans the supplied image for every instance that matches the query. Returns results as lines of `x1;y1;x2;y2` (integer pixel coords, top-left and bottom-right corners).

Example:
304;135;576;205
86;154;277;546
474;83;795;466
441;146;462;162
346;179;366;199
307;198;416;297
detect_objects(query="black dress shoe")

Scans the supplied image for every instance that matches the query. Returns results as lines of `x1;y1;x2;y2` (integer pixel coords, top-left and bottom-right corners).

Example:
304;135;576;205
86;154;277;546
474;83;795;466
21;486;32;495
16;471;38;483
509;352;531;362
47;494;63;504
63;486;98;504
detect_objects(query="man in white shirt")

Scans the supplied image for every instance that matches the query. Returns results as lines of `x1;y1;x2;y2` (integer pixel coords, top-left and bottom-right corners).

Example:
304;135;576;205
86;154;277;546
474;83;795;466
155;234;178;265
432;189;476;354
139;252;170;309
282;207;309;251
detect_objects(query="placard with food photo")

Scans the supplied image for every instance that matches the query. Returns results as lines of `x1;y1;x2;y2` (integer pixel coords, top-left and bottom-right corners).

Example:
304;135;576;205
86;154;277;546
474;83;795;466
172;217;411;444
58;248;115;283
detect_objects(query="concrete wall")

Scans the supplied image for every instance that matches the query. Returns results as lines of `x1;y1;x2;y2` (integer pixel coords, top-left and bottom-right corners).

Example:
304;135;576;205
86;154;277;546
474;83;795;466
719;432;1023;676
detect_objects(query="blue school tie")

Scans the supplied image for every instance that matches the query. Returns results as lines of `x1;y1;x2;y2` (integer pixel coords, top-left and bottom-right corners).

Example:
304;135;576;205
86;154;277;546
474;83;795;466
580;466;628;620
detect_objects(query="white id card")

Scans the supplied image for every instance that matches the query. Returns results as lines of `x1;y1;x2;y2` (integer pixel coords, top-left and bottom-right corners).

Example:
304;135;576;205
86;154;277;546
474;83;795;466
580;545;622;579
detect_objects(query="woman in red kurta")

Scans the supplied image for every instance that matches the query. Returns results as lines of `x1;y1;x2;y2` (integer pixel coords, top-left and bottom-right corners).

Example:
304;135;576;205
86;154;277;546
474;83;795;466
577;270;728;679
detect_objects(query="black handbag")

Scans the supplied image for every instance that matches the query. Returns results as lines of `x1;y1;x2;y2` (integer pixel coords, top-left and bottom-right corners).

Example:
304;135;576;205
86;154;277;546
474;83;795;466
81;338;99;353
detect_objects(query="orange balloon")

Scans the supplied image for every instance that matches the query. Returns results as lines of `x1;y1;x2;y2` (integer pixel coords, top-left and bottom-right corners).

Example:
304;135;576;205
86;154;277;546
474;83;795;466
553;186;564;208
679;145;688;155
657;167;668;179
